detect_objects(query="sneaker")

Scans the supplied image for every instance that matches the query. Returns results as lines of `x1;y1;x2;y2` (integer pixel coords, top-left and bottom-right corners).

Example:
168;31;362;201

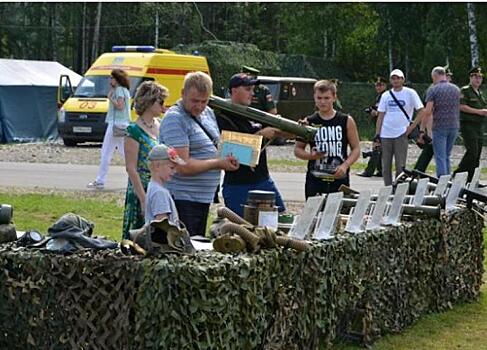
87;180;104;190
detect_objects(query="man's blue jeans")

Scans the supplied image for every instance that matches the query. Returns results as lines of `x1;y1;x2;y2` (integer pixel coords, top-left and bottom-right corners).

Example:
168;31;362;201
432;128;458;177
222;177;286;218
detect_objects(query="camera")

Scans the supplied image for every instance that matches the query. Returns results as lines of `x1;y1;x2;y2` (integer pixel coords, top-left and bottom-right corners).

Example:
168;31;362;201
362;149;380;159
362;150;374;158
416;133;432;149
363;106;377;114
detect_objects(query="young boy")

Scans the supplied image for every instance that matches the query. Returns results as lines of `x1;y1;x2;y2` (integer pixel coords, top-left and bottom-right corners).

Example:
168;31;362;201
294;80;360;199
145;143;186;225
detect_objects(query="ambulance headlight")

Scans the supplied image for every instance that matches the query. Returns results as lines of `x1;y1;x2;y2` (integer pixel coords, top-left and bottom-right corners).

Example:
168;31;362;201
58;108;66;122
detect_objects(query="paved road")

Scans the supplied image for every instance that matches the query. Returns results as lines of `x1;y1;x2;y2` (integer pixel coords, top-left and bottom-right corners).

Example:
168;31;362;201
0;161;386;202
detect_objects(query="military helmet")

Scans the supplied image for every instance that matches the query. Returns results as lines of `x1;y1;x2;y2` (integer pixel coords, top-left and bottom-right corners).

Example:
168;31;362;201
133;218;195;255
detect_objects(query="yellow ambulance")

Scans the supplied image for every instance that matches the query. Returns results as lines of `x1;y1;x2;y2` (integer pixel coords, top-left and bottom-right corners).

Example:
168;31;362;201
57;46;210;146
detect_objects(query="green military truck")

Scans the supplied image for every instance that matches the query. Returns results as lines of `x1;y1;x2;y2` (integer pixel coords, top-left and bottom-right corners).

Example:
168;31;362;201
257;76;317;121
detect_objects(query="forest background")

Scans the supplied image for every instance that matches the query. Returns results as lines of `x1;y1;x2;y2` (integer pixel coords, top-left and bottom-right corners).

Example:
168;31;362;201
1;2;485;83
1;2;486;136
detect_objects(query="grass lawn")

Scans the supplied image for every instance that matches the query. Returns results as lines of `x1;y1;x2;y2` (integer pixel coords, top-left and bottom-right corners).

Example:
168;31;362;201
0;189;486;349
0;190;125;241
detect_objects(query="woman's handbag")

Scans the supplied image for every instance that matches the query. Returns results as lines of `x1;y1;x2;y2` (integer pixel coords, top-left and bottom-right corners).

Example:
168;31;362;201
111;87;130;137
112;124;127;137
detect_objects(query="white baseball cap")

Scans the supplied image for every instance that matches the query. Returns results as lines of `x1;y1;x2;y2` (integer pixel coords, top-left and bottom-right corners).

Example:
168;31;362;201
390;69;405;79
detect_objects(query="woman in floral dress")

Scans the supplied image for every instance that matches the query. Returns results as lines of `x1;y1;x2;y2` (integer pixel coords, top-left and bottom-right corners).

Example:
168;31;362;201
122;81;169;239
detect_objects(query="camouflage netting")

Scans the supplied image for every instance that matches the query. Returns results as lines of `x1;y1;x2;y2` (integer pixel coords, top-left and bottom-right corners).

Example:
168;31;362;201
279;54;349;82
0;210;483;349
172;41;434;140
172;40;348;97
173;41;281;97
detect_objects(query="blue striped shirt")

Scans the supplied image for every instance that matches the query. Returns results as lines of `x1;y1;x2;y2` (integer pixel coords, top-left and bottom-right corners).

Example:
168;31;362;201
159;100;221;204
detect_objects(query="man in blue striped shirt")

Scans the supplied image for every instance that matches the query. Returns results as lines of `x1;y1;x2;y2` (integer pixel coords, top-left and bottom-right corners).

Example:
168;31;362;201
159;72;239;236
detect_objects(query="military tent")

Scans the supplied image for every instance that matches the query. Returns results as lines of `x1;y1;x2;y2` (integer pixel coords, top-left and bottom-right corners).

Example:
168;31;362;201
0;58;82;143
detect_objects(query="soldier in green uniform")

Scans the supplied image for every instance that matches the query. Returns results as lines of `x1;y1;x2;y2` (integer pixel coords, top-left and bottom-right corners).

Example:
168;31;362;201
445;66;453;83
454;67;487;181
241;66;277;114
330;78;343;111
358;76;387;177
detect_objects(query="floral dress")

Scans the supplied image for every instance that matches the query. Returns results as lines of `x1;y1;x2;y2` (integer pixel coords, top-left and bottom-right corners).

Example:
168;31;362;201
122;123;158;239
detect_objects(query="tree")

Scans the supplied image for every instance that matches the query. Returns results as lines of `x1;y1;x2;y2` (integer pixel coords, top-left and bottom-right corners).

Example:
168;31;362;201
91;2;102;61
467;2;480;67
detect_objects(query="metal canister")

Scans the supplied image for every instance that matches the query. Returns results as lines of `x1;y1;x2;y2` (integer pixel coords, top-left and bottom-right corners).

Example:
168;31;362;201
0;204;13;225
243;190;278;228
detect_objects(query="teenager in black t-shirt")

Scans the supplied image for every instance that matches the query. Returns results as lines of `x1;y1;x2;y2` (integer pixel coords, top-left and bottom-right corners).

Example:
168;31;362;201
216;73;292;217
294;80;360;199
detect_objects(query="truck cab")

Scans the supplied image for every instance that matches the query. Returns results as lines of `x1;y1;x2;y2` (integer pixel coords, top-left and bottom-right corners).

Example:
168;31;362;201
257;76;317;121
57;45;210;146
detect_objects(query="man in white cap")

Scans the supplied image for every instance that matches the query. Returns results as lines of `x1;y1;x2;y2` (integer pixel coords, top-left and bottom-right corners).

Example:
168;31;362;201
374;69;425;186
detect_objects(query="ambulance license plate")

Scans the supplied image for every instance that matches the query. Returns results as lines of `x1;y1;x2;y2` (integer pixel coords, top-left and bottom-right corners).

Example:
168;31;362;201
73;126;92;133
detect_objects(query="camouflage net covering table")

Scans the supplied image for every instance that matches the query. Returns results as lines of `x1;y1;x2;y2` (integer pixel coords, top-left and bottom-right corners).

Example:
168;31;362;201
0;210;483;349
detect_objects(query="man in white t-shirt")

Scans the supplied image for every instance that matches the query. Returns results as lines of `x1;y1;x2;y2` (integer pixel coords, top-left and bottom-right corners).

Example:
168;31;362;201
374;69;425;186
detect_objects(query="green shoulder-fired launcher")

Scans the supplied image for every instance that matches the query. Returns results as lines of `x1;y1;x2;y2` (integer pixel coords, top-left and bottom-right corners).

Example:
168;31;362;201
208;95;317;142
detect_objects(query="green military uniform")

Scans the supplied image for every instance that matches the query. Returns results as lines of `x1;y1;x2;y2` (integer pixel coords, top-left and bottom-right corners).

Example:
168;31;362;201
241;65;277;112
330;78;343;111
455;67;486;180
251;84;277;112
414;82;435;172
414;142;434;172
359;77;387;177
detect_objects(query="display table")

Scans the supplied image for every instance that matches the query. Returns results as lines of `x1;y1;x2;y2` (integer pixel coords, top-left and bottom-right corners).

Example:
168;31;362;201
0;210;483;349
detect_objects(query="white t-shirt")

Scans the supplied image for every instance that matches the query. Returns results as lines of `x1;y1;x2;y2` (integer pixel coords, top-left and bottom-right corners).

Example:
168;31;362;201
377;87;424;138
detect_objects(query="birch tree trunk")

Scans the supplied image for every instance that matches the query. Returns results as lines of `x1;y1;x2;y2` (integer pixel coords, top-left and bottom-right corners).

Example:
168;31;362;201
405;49;409;81
49;3;57;61
154;10;159;48
81;3;86;72
91;2;102;62
467;2;479;68
323;29;328;59
387;18;393;72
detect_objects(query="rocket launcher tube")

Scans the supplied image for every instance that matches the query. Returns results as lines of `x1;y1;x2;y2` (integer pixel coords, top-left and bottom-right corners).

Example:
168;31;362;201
208;95;317;142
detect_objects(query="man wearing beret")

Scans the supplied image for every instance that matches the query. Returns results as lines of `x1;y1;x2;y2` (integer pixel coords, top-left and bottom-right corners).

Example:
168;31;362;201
216;73;289;217
454;67;487;181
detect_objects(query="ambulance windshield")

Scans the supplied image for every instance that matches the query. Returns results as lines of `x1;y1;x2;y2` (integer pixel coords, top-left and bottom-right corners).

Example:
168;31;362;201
74;75;143;98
